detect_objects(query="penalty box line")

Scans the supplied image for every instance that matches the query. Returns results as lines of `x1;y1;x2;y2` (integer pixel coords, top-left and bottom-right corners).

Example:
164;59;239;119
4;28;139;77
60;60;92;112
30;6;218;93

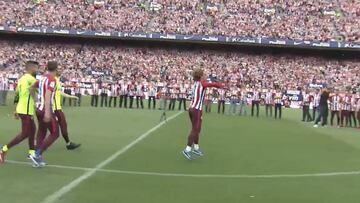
40;111;183;203
7;160;360;179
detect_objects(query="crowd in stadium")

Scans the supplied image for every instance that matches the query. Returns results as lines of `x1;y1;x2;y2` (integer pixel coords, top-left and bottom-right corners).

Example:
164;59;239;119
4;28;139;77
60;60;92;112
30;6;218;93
0;40;359;92
0;0;359;42
0;39;359;129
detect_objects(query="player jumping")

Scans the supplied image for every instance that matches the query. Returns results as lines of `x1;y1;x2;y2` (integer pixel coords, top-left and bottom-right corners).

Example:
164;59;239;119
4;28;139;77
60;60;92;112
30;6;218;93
52;72;81;150
182;68;224;160
0;61;39;164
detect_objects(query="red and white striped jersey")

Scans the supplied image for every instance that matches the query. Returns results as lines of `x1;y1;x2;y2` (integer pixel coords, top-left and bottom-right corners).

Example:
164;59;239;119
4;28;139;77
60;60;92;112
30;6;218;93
120;83;128;95
190;80;223;111
36;73;56;112
351;95;357;111
303;93;311;106
274;92;283;104
148;86;157;97
252;90;260;101
342;96;352;111
218;89;226;101
313;93;320;107
92;83;99;95
110;84;119;97
265;91;273;104
205;89;212;101
330;95;341;111
136;85;144;97
179;85;187;99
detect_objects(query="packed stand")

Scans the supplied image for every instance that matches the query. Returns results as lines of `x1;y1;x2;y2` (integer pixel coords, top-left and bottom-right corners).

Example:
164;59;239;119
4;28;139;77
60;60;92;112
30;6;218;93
0;0;358;42
0;40;359;91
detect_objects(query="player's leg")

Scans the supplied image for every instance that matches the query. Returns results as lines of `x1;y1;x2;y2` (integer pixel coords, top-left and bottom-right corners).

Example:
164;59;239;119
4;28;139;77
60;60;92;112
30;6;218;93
251;101;254;116
336;111;340;127
221;101;225;114
124;95;128;108
27;116;36;156
351;111;357;127
119;95;123;108
77;93;82;106
345;110;350;127
56;110;81;150
323;108;329;126
192;110;203;156
330;111;335;126
314;106;323;126
183;109;198;159
35;115;60;165
279;105;282;119
0;115;34;163
109;97;113;108
179;99;182;111
308;107;312;121
36;111;47;149
129;96;133;108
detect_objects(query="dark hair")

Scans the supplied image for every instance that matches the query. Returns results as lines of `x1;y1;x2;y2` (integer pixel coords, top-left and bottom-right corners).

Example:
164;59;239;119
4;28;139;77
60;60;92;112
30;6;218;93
25;61;39;69
47;61;58;72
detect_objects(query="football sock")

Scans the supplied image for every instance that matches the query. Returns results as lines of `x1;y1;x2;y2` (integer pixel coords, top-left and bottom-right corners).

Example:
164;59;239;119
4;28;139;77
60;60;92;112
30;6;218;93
185;146;192;152
28;150;35;157
194;144;199;150
2;145;8;152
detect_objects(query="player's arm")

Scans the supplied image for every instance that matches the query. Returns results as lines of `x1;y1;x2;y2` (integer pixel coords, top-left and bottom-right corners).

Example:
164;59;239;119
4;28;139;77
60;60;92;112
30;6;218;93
44;79;56;123
201;80;224;89
61;92;78;100
13;83;20;119
13;83;19;105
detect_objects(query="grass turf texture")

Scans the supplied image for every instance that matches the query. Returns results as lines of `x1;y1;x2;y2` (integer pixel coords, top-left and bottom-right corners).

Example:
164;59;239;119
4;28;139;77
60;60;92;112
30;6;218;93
0;93;360;203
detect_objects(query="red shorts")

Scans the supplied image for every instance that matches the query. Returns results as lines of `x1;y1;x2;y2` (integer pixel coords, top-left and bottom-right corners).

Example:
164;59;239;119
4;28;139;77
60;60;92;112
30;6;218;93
189;108;202;132
36;110;59;135
19;114;36;139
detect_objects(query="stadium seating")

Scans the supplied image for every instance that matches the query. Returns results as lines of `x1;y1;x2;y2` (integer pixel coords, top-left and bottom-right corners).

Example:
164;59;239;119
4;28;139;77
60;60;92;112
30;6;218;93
0;0;358;42
0;40;358;90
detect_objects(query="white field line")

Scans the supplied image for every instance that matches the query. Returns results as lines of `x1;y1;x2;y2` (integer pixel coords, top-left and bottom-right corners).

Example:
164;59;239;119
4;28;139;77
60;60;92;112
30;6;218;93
7;159;360;179
40;111;183;203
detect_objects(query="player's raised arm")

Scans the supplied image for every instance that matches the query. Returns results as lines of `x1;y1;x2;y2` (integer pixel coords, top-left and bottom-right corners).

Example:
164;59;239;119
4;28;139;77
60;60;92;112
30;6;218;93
200;80;224;89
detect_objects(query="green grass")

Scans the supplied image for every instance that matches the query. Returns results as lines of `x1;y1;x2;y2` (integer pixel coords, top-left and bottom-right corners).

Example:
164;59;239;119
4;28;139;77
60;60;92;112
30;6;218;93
1;93;360;203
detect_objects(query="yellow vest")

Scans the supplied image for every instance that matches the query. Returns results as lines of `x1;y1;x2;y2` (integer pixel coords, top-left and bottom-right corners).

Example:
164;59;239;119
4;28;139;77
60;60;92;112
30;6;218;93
53;77;62;110
16;73;37;115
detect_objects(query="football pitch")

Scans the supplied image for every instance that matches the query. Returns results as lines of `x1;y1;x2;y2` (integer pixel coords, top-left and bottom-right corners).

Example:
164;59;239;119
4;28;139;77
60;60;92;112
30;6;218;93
1;96;360;203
